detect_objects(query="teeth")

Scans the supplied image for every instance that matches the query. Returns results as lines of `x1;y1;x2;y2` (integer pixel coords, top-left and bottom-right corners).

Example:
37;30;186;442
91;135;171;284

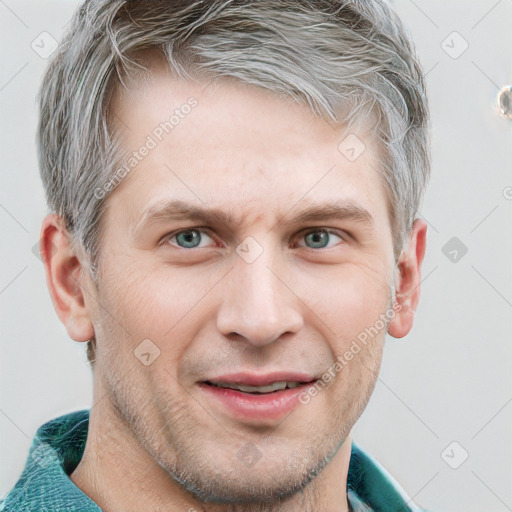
211;381;303;393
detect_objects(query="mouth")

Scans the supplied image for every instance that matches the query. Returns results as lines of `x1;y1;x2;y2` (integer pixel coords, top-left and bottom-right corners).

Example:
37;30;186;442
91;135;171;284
203;380;311;394
198;373;319;422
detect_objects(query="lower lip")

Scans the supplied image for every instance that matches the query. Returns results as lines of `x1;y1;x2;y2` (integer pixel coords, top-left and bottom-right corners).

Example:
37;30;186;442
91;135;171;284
198;382;316;422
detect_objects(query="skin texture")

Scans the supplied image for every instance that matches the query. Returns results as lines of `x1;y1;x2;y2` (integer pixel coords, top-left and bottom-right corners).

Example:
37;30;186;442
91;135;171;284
40;61;427;512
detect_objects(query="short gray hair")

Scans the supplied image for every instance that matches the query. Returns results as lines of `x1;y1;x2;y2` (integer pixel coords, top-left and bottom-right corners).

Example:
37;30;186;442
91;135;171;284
38;0;430;365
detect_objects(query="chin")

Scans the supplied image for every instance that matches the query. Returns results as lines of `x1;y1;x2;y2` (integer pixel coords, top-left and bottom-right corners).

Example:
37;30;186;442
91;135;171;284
173;468;311;505
160;438;338;506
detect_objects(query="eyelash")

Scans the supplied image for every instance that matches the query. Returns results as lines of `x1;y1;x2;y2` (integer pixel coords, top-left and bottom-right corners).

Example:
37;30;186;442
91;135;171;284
161;227;347;250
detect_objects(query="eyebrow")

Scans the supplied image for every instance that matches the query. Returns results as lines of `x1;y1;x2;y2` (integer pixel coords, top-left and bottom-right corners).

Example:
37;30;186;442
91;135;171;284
131;198;375;236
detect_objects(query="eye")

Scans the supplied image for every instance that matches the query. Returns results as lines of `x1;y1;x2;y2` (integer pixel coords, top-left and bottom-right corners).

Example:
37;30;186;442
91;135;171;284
165;229;216;249
297;229;344;249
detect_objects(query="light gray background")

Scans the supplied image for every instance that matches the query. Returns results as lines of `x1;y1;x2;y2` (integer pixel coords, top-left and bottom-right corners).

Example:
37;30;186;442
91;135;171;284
1;1;511;510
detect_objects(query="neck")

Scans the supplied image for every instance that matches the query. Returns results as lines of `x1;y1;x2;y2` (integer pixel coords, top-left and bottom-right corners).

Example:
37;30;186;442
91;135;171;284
70;382;352;512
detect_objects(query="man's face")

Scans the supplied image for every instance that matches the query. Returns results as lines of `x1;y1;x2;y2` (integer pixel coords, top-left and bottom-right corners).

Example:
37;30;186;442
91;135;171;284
86;65;397;503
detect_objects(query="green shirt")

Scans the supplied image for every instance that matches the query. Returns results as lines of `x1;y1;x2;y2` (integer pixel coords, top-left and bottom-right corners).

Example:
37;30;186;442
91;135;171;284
0;409;426;511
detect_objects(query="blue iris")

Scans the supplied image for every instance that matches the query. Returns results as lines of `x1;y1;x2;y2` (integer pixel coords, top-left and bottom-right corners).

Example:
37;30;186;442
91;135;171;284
304;230;330;249
175;229;202;248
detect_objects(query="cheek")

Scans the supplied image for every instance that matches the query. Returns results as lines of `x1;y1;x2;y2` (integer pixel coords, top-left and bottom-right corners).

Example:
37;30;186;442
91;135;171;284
91;269;188;405
95;260;221;367
102;260;189;331
303;261;393;348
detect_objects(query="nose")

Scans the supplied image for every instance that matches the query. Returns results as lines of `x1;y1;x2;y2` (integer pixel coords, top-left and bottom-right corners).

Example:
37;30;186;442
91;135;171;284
216;243;304;347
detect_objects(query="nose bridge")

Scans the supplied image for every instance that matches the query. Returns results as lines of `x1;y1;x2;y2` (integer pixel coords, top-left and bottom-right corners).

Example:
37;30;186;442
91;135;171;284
216;237;303;346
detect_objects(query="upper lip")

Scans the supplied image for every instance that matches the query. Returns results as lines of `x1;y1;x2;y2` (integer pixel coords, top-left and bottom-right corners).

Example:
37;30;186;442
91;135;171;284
202;372;317;387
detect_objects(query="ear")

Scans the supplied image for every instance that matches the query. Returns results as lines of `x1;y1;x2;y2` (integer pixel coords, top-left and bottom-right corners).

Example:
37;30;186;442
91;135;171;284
387;219;427;339
40;214;95;342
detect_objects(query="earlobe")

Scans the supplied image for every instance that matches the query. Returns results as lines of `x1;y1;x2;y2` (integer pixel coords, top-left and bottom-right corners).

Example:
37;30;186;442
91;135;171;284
387;219;427;339
40;214;95;343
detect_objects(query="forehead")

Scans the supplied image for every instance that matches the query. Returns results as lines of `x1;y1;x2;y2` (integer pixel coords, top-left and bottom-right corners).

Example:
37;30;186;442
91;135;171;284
107;62;389;231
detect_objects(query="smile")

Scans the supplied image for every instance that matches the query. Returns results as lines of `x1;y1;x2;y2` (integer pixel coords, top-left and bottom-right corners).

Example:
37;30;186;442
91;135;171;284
204;380;305;393
198;373;318;422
